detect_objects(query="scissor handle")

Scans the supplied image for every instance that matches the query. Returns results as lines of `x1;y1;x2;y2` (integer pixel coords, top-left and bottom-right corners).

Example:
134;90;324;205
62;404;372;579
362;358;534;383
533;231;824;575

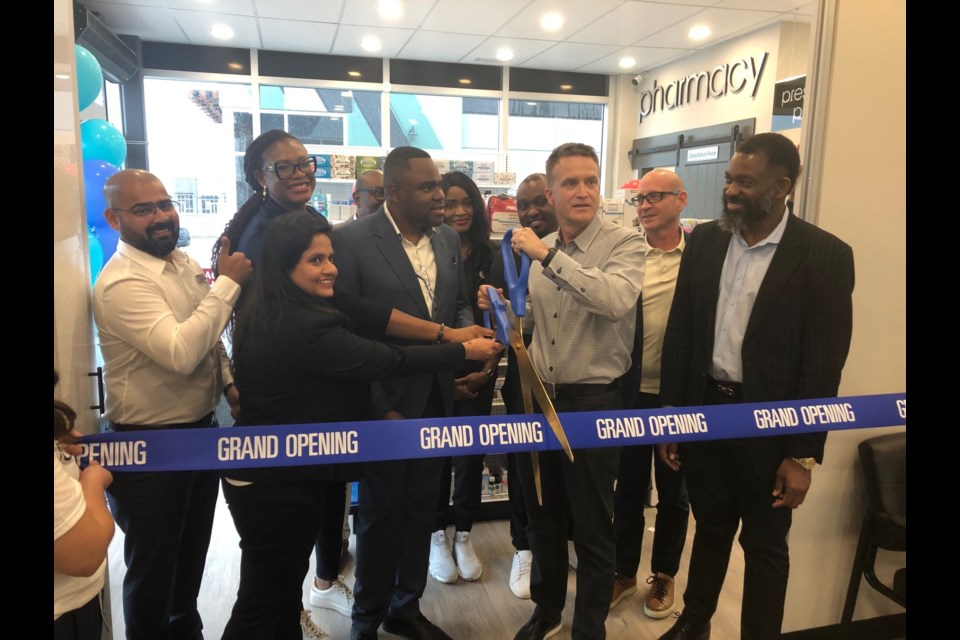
482;286;511;345
500;229;530;318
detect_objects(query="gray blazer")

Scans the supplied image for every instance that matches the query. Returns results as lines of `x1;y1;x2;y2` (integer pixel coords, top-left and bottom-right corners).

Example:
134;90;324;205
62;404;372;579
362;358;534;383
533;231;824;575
332;207;474;419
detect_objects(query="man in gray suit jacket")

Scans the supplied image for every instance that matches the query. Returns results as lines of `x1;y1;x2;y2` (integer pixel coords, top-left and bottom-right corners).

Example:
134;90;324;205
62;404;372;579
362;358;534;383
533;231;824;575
657;133;854;640
333;146;474;640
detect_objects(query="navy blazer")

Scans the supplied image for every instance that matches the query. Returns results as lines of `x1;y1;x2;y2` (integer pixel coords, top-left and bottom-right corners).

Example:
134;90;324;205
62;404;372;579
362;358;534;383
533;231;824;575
332;208;474;419
660;214;855;472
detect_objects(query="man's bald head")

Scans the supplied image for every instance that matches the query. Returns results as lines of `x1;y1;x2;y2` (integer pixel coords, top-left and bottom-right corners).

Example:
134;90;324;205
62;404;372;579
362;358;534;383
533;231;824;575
103;170;180;258
635;169;687;244
353;169;385;218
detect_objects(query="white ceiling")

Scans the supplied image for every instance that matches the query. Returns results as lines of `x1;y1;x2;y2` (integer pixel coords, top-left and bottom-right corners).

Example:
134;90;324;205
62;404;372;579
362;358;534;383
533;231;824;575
83;0;813;75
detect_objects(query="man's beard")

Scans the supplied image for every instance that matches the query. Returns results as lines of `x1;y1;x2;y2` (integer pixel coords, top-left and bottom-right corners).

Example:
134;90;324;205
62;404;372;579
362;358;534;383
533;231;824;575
136;220;179;257
719;189;777;235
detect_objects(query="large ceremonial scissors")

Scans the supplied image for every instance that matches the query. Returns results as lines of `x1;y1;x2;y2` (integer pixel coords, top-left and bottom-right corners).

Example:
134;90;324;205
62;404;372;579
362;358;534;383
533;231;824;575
484;229;574;505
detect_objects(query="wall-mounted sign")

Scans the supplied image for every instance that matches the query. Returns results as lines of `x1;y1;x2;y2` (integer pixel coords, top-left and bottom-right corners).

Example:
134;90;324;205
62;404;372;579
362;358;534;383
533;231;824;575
638;52;769;124
687;146;720;163
771;75;806;131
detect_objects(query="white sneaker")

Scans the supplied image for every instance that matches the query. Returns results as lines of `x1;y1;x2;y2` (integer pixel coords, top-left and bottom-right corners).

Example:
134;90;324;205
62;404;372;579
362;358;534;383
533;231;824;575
428;530;458;584
453;531;483;581
509;550;533;599
309;577;354;617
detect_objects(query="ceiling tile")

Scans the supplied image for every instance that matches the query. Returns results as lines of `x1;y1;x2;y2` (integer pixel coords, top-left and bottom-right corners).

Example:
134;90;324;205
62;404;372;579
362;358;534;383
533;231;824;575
494;0;623;41
340;0;436;29
577;46;690;74
164;0;254;12
462;37;555;65
420;0;528;35
330;24;415;58
518;41;621;71
259;19;339;55
636;7;778;49
715;0;813;14
397;30;488;63
253;0;345;22
171;9;260;47
567;2;706;46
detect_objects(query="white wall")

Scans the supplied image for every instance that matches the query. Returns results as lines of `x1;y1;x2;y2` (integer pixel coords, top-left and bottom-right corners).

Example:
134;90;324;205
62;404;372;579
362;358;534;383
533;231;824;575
54;0;99;433
784;0;906;629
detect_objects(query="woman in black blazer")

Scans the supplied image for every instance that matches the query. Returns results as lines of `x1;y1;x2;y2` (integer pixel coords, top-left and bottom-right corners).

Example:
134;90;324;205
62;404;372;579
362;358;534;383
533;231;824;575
220;211;501;640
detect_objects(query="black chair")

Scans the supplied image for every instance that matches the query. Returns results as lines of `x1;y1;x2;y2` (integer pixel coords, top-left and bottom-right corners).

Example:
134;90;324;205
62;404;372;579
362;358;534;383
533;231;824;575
840;431;906;624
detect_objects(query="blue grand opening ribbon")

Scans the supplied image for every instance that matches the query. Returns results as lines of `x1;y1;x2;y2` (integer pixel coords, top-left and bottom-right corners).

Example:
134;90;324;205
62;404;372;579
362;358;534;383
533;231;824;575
76;393;906;472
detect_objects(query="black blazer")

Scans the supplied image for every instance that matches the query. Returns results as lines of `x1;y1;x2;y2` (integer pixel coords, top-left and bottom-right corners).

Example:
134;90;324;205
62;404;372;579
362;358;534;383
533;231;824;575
231;301;465;482
660;214;855;472
332;208;474;419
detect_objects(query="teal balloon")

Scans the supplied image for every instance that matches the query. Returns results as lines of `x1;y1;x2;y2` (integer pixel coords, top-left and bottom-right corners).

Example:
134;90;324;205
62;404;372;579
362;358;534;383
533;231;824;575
88;228;105;285
75;45;103;111
95;221;120;262
81;119;127;167
83;159;119;228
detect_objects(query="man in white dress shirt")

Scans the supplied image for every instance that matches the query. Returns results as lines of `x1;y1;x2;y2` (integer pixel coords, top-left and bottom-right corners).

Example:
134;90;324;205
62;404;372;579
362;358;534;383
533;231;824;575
93;169;252;640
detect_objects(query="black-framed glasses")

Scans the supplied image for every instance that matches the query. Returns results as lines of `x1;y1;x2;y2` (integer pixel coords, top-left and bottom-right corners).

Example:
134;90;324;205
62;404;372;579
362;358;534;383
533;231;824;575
629;191;680;206
112;200;179;218
263;156;318;180
356;186;386;199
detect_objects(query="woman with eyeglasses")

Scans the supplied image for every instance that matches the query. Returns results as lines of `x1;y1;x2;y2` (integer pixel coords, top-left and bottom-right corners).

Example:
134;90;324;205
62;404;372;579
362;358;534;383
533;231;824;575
220;211;503;639
427;171;503;585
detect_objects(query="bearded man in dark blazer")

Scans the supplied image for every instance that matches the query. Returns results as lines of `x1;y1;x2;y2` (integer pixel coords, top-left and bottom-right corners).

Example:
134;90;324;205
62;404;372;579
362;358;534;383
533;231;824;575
657;132;855;640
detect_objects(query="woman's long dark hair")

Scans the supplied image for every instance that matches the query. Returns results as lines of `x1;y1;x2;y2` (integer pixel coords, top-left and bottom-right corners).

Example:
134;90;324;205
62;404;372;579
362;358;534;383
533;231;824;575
231;211;340;367
211;130;298;273
441;171;490;251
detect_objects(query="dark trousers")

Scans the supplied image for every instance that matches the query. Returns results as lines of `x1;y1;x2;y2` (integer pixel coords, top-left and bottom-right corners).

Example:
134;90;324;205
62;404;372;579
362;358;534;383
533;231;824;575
614;392;689;578
314;481;353;580
221;478;342;640
507;452;529;550
435;454;484;531
106;468;218;640
680;385;793;640
352;388;448;634
54;593;102;640
516;387;621;640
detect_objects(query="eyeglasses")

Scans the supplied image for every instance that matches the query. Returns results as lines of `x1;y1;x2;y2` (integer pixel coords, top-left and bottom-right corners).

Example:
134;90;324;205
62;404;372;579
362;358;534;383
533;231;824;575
517;196;549;213
356;186;385;199
629;191;680;206
112;200;179;218
263;157;318;180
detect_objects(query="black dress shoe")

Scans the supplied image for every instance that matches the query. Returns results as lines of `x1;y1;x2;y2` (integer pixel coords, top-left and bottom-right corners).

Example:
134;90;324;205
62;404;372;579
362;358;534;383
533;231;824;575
513;609;562;640
350;629;378;640
658;616;710;640
381;613;453;640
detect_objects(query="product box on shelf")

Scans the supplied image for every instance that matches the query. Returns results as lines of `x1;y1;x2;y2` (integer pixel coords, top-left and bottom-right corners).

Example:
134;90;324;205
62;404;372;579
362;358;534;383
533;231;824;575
449;160;474;177
473;161;495;184
355;155;382;175
434;159;450;173
330;155;356;180
486;193;519;234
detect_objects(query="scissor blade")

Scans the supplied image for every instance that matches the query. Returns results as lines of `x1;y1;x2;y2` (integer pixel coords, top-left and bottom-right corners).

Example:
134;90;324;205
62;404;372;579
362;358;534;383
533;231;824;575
508;328;575;464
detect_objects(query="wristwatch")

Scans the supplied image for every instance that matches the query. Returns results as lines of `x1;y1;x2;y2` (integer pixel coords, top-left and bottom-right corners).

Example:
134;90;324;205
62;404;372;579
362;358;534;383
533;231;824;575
790;457;816;471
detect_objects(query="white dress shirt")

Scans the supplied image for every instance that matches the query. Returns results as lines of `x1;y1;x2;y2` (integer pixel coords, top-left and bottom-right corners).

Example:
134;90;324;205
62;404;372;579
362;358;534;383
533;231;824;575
710;211;789;383
93;239;240;425
384;203;438;317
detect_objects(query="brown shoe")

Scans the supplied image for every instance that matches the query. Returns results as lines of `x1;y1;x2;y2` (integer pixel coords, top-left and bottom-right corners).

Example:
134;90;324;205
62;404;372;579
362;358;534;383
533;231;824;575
643;572;676;619
610;574;638;610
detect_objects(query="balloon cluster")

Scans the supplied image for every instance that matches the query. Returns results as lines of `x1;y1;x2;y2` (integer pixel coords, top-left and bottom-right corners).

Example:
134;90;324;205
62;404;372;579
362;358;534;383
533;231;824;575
77;44;125;283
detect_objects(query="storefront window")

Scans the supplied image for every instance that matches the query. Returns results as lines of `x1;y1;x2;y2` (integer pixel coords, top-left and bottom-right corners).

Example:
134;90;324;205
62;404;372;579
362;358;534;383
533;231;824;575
507;99;606;182
389;93;498;153
143;78;253;268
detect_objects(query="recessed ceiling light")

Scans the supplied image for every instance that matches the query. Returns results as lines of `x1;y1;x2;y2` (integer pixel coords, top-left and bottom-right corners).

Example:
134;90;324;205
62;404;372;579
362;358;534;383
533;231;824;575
688;25;711;41
377;0;404;21
560;84;573;91
496;47;514;62
210;24;234;40
458;78;472;85
408;119;418;125
618;56;636;69
340;90;354;97
348;71;362;77
361;35;382;52
541;11;564;32
526;101;538;106
56;73;70;80
227;62;243;70
333;105;345;111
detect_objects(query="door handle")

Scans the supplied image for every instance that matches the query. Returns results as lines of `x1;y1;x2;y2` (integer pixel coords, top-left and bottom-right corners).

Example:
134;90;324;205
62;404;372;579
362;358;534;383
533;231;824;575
88;366;105;414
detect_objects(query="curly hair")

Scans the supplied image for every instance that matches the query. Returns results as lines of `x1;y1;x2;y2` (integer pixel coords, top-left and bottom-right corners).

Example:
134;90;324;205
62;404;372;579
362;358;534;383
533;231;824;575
53;370;77;441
